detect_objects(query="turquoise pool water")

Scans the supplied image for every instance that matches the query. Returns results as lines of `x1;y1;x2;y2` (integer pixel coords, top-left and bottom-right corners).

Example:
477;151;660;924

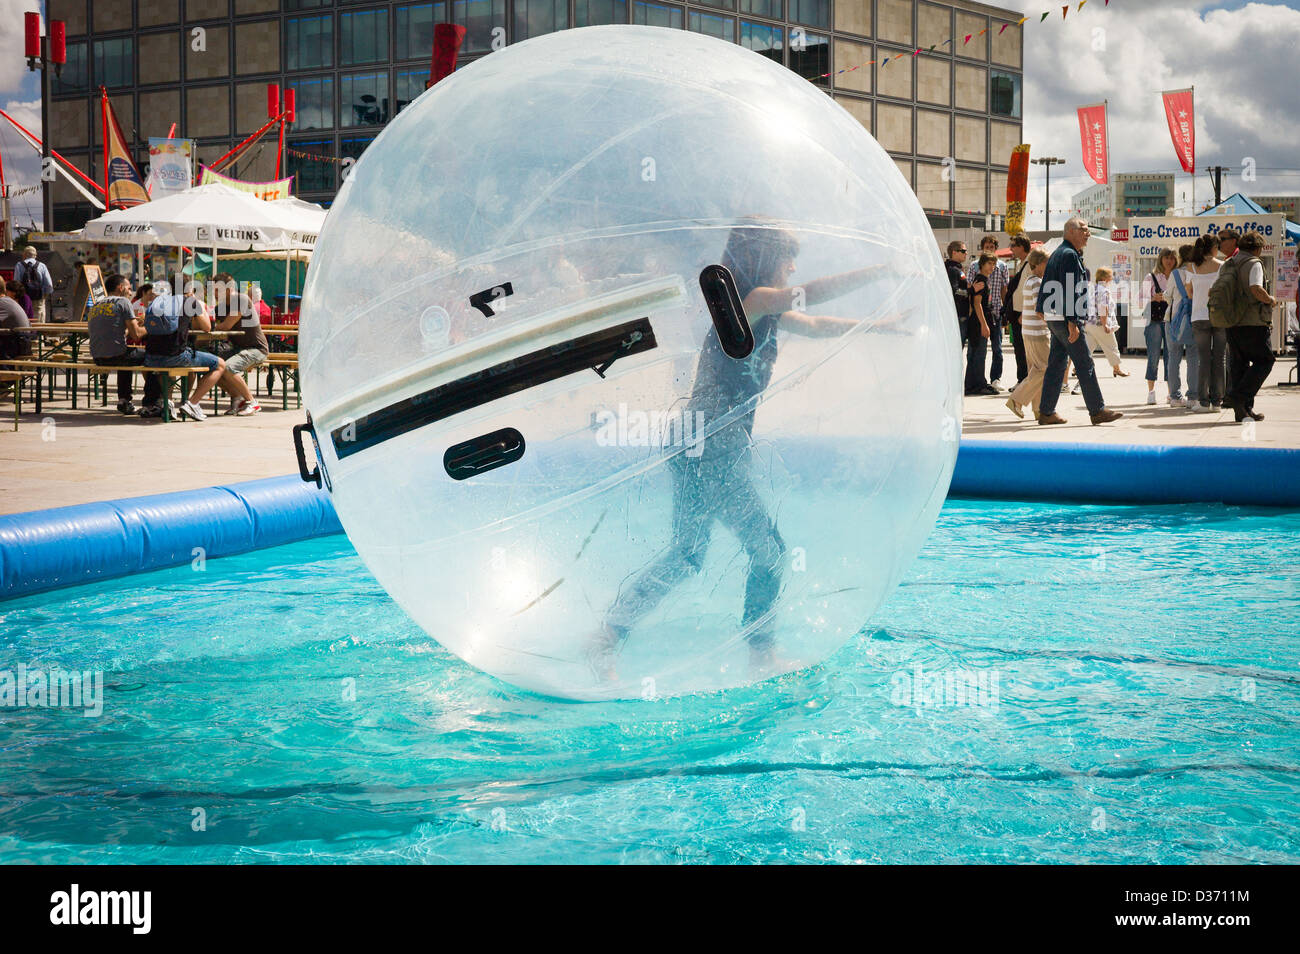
2;499;1297;864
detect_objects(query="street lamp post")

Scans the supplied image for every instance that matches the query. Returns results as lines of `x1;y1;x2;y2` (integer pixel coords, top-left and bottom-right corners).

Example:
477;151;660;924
1031;157;1065;232
25;12;66;234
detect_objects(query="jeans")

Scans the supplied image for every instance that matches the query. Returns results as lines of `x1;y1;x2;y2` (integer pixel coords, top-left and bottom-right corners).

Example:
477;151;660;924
1143;320;1167;382
987;310;1004;382
1040;320;1106;416
1192;321;1227;405
1166;335;1199;403
605;432;784;651
963;315;989;393
1224;325;1275;410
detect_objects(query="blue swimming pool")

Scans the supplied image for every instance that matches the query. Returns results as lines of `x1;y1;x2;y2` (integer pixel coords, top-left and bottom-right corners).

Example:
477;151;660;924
2;498;1297;864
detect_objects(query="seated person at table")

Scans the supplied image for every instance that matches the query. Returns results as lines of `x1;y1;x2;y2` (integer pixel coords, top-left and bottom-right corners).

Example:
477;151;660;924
0;281;32;402
208;273;265;416
142;282;245;422
132;283;156;320
1;281;33;355
88;274;162;416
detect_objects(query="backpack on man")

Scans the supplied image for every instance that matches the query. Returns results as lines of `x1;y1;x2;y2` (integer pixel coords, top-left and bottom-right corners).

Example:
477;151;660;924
18;260;45;301
1208;255;1263;329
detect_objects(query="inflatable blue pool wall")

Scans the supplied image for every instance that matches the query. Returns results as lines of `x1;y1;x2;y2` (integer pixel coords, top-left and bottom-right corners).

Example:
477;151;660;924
0;475;341;600
2;440;1298;600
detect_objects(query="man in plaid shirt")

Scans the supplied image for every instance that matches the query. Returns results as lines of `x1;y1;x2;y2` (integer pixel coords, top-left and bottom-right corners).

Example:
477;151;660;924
966;234;1009;389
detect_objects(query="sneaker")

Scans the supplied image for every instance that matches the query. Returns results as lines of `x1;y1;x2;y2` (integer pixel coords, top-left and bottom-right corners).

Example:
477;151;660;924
117;400;136;415
1004;396;1025;419
990;379;1002;390
178;400;207;422
1038;412;1067;425
225;398;261;416
1167;394;1181;405
1070;383;1081;395
1090;408;1124;425
1146;392;1156;405
137;404;162;418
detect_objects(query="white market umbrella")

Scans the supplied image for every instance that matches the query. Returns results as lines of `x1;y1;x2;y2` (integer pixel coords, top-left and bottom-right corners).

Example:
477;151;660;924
81;183;316;252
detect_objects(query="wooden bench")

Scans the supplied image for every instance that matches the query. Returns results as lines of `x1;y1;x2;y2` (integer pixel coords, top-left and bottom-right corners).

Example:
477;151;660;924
0;369;36;431
0;360;211;422
259;353;300;410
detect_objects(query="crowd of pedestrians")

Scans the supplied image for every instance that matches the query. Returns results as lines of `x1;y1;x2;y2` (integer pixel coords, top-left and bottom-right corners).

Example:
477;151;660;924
949;219;1283;427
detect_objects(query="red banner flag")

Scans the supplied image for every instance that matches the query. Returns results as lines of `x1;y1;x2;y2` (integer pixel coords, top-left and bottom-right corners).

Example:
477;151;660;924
1077;102;1109;185
428;23;467;89
1161;88;1195;174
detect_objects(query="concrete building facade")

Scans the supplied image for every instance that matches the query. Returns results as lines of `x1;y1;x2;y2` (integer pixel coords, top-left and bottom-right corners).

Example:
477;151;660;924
1071;172;1175;229
1253;195;1300;220
46;0;1022;231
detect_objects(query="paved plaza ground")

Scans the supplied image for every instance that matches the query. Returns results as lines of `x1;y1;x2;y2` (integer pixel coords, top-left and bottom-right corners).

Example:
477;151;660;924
2;352;1297;516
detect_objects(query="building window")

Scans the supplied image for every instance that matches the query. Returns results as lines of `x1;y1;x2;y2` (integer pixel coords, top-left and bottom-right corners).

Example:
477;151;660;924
395;69;427;113
395;3;448;61
286;0;331;8
696;0;736;10
789;0;829;28
54;42;90;94
341;72;390;126
634;2;682;28
991;70;1020;119
341;136;376;163
740;21;782;65
515;0;568;38
789;30;828;83
689;10;734;41
93;38;134;90
576;0;627;25
453;0;506;55
287;139;334;192
340;9;389;65
741;0;781;17
287;15;334;71
291;75;335;130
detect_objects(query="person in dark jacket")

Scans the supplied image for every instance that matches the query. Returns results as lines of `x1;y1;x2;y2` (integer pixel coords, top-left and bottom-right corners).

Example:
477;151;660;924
1035;217;1122;426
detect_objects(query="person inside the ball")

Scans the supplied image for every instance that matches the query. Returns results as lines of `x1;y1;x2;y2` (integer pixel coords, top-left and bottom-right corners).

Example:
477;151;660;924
588;220;892;682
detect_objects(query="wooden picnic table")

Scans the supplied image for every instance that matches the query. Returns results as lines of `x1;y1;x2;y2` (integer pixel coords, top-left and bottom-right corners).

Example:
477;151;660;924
0;321;300;407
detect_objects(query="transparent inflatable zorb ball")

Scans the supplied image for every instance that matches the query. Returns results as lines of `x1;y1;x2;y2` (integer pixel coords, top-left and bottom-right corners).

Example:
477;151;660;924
299;25;960;701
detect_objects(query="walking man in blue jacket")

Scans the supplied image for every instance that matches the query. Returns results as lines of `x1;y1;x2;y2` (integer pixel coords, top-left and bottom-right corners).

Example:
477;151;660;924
1035;218;1123;426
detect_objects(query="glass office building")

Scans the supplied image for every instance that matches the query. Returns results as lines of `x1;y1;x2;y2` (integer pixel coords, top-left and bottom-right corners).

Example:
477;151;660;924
47;0;1023;230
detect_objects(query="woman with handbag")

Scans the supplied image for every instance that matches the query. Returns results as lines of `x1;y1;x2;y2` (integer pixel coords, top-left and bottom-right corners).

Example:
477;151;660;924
1163;247;1199;409
1140;248;1179;406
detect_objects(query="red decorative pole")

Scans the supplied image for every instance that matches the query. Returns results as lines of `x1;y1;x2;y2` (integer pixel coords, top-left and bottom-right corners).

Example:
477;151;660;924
25;12;66;231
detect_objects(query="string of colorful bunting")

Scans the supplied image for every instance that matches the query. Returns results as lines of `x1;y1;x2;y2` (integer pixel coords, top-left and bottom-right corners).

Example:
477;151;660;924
285;147;353;164
815;0;1109;80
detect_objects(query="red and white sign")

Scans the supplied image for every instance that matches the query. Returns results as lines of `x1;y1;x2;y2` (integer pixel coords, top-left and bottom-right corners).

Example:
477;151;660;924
1161;88;1196;175
1077;102;1109;185
1111;228;1129;242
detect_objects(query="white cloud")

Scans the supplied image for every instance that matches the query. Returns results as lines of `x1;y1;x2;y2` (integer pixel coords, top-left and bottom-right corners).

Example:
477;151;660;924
0;0;45;97
1013;0;1300;227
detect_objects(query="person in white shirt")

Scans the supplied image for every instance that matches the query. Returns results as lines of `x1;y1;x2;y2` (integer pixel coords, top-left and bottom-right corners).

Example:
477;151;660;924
1005;249;1050;420
1186;235;1226;409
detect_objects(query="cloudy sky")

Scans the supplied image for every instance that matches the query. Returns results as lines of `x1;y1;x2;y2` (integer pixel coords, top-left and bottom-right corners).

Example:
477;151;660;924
1;0;1298;229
